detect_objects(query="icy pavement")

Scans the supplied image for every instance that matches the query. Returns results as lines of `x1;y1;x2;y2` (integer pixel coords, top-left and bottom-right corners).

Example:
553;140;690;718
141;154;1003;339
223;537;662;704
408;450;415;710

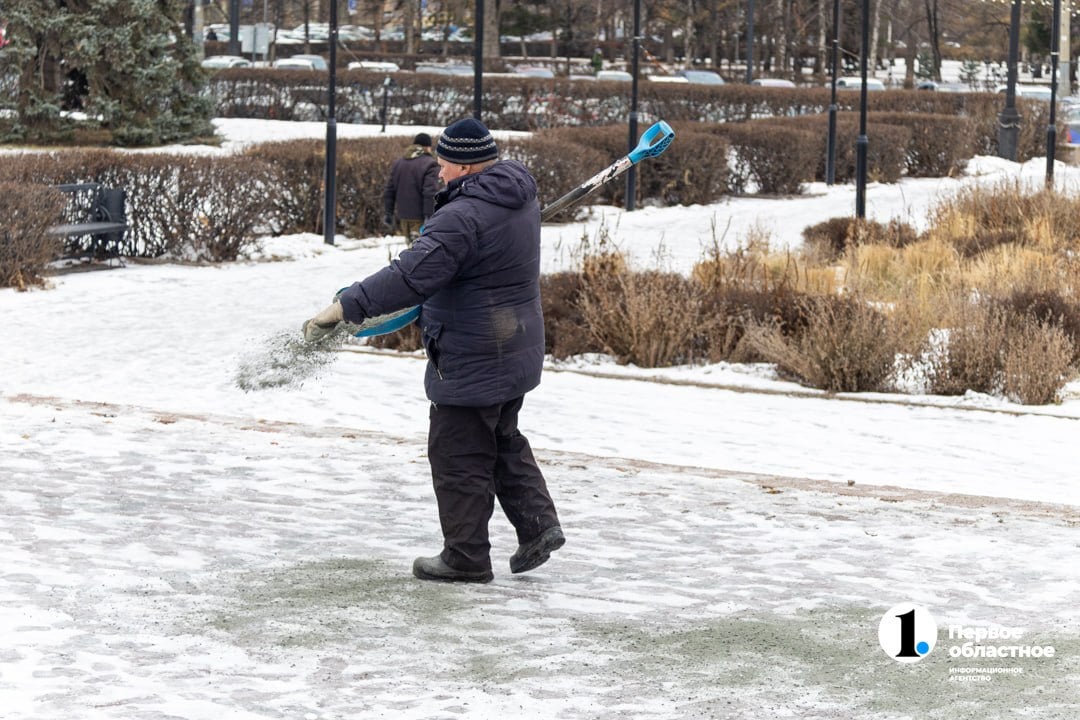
2;396;1078;719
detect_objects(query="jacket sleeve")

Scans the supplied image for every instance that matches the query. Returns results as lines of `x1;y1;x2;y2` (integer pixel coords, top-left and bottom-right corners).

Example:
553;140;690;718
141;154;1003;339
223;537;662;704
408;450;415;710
337;209;477;324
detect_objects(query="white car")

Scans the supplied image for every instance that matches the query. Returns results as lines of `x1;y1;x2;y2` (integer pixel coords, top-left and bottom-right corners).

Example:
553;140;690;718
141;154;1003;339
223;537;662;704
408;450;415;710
513;65;556;79
752;78;796;88
596;70;633;82
273;57;322;71
646;75;689;84
834;76;886;91
289;54;328;70
415;63;473;76
201;55;252;70
678;70;725;85
996;84;1053;102
347;60;401;73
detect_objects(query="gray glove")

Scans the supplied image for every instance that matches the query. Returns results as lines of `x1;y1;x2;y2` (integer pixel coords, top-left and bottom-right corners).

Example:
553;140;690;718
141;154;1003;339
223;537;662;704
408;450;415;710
301;299;345;344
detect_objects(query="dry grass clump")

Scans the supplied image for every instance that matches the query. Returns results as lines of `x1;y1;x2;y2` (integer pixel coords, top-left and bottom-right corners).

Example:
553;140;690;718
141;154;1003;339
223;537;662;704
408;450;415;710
802;217;919;264
840;238;961;307
926;181;1080;257
960;244;1069;296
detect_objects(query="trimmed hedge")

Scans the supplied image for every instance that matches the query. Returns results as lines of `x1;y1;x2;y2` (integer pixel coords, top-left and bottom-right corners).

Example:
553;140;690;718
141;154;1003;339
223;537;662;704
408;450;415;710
208;70;1056;161
0;183;65;289
0;151;278;261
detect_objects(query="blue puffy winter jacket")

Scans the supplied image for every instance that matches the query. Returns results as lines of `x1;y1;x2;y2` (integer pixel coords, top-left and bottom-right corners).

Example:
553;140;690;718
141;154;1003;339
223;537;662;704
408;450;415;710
338;159;545;407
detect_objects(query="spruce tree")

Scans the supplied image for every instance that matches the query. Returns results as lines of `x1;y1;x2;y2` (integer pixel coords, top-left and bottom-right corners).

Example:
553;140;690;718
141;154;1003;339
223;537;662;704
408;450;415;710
0;0;214;146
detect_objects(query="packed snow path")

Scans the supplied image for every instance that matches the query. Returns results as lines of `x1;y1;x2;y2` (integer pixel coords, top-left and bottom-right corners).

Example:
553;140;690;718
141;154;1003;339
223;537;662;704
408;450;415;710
1;396;1077;719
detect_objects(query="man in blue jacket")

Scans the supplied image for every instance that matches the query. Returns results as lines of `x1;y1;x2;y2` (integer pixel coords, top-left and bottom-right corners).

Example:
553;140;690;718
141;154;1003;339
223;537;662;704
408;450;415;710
303;118;564;583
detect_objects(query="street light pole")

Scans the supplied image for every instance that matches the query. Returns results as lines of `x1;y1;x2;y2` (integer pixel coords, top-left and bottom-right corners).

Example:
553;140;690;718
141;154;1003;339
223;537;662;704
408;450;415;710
228;0;240;56
826;0;840;185
745;0;755;84
626;0;641;211
1047;0;1062;186
323;0;339;245
855;0;869;218
474;0;483;120
998;0;1022;162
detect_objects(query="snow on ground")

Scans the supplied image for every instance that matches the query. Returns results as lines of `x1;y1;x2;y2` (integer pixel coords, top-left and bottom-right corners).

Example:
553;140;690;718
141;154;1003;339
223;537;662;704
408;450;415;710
1;119;1079;718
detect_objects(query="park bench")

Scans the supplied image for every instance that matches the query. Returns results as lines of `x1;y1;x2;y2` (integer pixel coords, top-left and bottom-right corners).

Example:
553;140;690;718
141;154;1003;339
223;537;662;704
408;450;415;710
47;182;129;260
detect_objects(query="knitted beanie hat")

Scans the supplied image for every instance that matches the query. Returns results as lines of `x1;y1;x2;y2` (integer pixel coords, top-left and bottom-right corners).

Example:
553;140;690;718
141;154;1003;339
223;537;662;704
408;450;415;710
412;132;432;147
436;118;498;164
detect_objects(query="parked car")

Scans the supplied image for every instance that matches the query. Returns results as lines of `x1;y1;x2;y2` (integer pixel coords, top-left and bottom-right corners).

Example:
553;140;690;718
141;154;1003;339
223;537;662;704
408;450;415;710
677;69;725;85
751;77;796;88
288;54;328;71
347;60;401;73
835;76;886;91
996;84;1053;102
415;63;473;76
201;55;252;69
646;74;689;84
596;70;633;82
513;65;556;79
273;57;320;71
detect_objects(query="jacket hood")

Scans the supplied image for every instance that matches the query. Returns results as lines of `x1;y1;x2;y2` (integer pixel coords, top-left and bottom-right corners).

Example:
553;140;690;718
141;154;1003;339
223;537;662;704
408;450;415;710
455;159;537;210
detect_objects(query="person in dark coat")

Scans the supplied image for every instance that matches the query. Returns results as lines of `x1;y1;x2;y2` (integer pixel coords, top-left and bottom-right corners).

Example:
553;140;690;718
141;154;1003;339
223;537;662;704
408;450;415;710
383;132;440;245
302;118;564;583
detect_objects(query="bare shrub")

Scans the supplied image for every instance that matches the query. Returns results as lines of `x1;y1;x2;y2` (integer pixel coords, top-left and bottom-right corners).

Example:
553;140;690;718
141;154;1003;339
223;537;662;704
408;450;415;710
697;285;810;363
925;300;1009;396
579;268;703;367
539;271;601;359
0;184;66;289
1002;320;1074;405
1002;288;1080;364
743;295;909;393
921;296;1076;404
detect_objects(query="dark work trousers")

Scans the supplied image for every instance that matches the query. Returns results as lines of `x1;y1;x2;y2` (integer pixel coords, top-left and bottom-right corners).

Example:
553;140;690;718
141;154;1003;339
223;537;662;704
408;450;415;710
428;396;560;572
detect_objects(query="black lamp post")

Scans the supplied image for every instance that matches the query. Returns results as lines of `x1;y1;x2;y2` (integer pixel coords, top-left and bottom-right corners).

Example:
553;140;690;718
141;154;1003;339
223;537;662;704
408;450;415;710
228;0;240;56
323;0;339;245
626;0;641;211
999;0;1022;162
745;0;755;83
1047;0;1062;185
855;0;869;218
474;0;483;119
826;0;840;185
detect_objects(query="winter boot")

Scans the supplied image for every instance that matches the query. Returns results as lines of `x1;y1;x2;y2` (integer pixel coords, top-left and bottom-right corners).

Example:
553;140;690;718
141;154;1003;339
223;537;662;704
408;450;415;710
509;526;565;574
412;555;494;583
